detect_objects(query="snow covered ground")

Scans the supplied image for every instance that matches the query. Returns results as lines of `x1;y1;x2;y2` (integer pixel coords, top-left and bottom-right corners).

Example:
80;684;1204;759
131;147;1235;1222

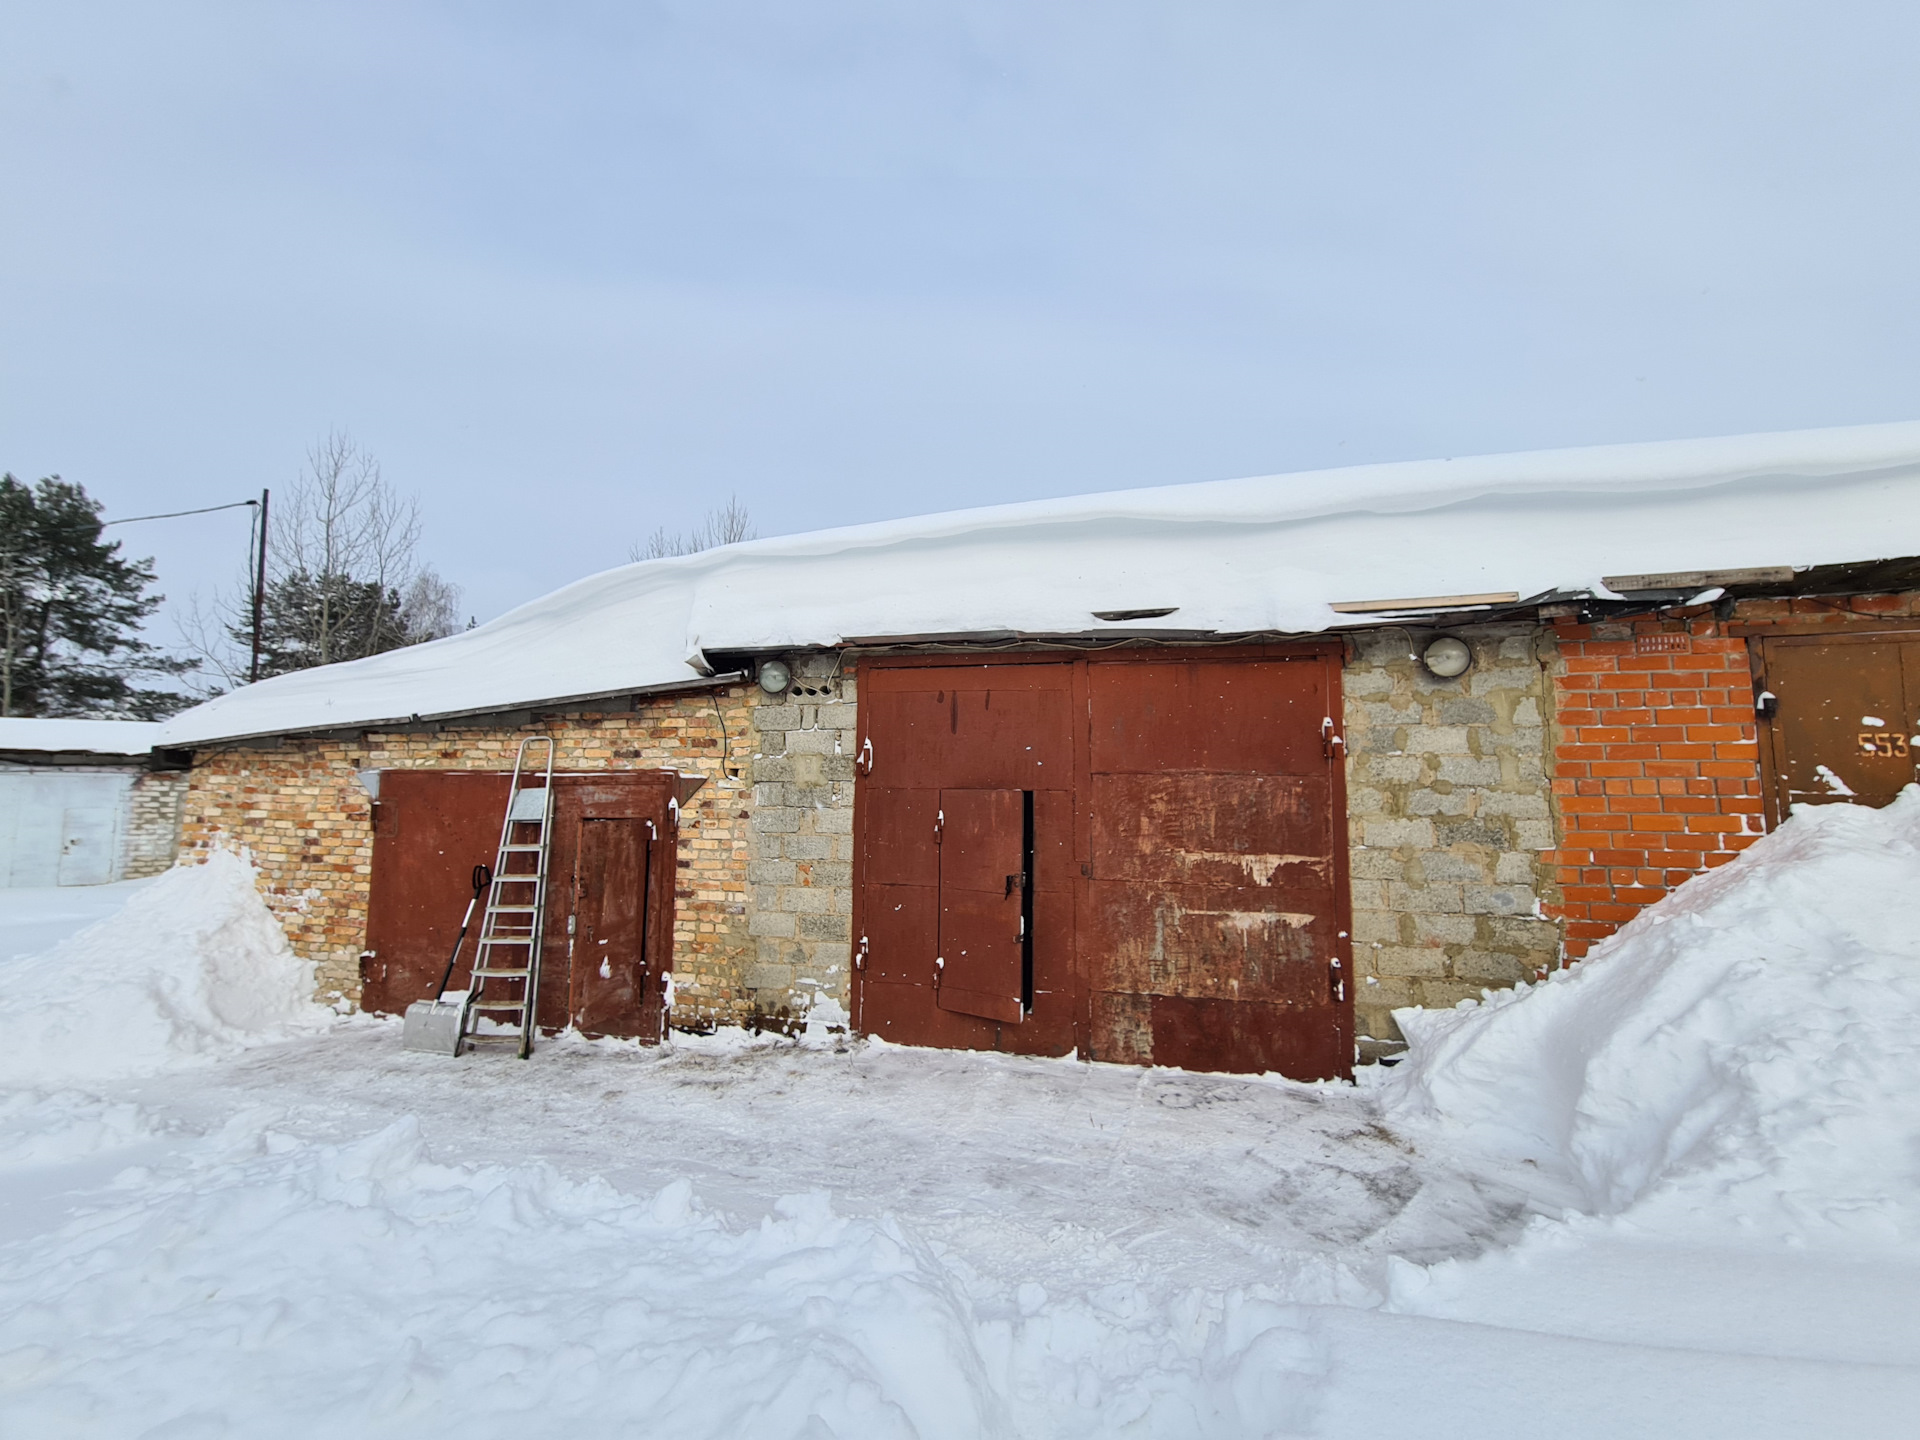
0;878;154;964
4;819;1920;1437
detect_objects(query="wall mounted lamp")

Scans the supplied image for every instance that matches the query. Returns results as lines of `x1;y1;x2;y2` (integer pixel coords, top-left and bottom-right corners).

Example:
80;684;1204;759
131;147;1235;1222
757;658;792;695
1422;636;1472;679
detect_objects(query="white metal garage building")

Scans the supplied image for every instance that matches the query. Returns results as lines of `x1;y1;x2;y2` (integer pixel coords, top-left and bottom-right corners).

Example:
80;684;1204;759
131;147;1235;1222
0;720;185;887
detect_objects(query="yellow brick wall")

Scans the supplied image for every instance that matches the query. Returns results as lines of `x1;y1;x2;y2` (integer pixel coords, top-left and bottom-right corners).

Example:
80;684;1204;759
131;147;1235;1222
178;689;758;1026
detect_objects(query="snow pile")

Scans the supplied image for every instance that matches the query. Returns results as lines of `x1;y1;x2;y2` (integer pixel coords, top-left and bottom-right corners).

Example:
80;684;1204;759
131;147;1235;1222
1381;789;1920;1243
0;852;329;1086
0;1114;1324;1438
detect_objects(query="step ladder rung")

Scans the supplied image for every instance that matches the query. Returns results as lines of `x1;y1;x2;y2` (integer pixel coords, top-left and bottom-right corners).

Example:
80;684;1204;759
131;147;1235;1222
469;1000;528;1012
486;905;540;913
472;968;531;978
498;844;544;852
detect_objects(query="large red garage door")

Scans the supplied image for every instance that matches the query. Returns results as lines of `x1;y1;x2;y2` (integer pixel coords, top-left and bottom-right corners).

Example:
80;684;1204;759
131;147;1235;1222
853;648;1351;1079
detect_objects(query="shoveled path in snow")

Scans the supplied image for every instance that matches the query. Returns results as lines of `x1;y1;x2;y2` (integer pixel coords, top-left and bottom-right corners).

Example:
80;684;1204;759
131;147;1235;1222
133;1024;1545;1299
10;1024;1916;1438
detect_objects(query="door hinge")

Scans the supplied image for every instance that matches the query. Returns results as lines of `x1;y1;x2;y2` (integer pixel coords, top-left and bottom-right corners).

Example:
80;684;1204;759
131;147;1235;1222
854;935;869;971
1321;716;1345;759
1329;954;1344;1003
934;809;944;843
856;737;874;775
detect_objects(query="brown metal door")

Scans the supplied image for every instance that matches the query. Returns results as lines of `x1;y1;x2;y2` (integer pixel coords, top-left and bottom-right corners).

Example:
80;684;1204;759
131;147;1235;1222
363;770;512;1014
1084;655;1349;1079
935;789;1026;1024
1761;635;1920;817
570;816;655;1037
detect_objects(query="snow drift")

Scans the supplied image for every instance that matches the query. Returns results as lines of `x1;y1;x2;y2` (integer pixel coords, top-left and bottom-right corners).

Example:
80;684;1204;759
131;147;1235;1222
1381;789;1920;1243
0;852;329;1086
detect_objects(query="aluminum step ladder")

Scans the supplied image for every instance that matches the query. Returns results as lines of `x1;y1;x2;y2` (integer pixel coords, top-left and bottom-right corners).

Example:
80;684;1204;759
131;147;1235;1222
462;736;555;1059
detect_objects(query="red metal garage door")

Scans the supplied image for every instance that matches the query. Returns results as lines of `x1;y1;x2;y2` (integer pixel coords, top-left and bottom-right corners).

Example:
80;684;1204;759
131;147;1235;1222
1084;654;1350;1078
852;648;1350;1078
364;769;680;1040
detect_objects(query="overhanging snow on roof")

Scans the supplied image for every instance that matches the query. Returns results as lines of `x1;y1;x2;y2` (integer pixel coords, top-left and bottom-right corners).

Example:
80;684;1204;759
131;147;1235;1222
0;719;163;757
155;420;1920;748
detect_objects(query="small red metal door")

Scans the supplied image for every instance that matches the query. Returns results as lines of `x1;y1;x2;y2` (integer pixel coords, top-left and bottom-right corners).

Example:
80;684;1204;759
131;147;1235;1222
853;662;1077;1055
570;816;655;1037
936;789;1027;1024
363;771;512;1014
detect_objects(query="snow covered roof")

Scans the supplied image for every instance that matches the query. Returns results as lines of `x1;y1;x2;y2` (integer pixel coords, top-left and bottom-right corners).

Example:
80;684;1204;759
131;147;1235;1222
0;718;163;756
156;420;1920;747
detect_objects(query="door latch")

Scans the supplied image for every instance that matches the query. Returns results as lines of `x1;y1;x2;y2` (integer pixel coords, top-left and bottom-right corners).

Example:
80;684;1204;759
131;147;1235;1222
1004;870;1027;898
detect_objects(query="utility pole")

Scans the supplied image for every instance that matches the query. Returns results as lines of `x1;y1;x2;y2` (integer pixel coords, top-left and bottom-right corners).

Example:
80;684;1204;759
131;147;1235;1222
249;488;270;683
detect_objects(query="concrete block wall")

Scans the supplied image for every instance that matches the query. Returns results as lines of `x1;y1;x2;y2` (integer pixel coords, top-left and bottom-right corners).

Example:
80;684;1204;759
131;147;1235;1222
1342;624;1564;1050
744;653;857;1027
178;692;755;1012
123;771;187;878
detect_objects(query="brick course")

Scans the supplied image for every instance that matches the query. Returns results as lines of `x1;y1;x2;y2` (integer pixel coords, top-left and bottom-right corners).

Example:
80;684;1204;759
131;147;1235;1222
123;771;188;878
1547;617;1765;957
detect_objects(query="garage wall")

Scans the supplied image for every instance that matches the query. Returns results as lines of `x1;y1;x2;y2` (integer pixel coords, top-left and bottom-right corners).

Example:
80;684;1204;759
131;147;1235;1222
180;691;756;1016
1342;624;1563;1052
124;772;187;878
743;653;858;1025
1543;591;1920;961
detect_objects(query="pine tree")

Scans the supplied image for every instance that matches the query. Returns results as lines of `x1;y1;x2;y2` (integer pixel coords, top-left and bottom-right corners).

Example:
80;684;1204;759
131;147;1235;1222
241;568;412;678
0;474;191;718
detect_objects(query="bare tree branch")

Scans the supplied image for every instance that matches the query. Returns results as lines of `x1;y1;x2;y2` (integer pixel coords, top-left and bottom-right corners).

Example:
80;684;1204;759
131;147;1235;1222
629;494;758;562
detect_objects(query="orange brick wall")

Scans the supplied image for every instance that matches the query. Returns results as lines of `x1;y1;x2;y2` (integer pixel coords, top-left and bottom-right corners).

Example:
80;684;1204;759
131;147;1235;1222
1547;616;1764;958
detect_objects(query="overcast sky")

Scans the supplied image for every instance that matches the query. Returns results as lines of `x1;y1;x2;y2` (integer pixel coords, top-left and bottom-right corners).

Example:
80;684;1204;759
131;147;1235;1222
5;2;1918;633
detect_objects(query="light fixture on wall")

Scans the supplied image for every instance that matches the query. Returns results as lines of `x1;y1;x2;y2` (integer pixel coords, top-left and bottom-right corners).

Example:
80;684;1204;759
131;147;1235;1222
1422;636;1472;679
757;658;792;695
